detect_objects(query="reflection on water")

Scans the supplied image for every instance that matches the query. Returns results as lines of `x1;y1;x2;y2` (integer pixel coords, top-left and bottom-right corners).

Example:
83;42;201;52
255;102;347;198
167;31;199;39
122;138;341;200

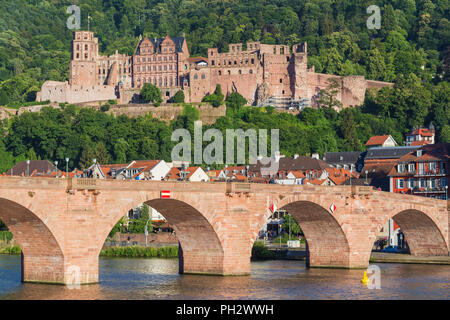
0;255;448;300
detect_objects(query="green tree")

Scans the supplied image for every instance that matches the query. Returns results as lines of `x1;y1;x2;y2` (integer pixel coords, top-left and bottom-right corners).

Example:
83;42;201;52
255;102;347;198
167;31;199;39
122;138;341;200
173;90;185;103
141;83;163;106
281;214;302;235
202;84;224;108
225;91;247;110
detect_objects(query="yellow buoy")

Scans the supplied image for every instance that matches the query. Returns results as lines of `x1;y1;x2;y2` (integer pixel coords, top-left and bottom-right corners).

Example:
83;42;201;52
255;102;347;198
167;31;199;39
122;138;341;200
361;271;369;286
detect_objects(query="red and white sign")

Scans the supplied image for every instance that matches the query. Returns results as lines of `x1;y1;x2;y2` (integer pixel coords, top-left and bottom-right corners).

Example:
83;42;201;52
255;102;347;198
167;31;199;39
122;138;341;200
330;203;336;213
269;203;277;213
161;190;171;199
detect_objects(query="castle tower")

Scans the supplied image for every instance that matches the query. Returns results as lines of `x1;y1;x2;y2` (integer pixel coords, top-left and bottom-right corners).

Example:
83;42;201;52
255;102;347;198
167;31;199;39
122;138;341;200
69;31;99;86
292;42;308;99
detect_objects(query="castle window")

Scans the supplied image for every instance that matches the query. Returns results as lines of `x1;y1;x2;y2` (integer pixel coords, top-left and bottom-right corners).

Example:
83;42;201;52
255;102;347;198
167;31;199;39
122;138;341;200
153;57;156;61
85;53;88;59
201;74;205;79
218;70;222;76
85;44;88;50
232;46;235;51
164;65;167;71
239;70;242;74
164;57;167;62
137;58;140;63
169;56;172;61
137;67;140;72
77;44;80;50
166;91;170;96
287;57;290;62
228;60;231;65
169;65;172;71
280;47;285;54
228;70;231;75
273;48;276;54
159;66;162;71
158;57;162;61
153;66;156;71
234;61;237;65
282;90;285;94
159;77;162;86
194;74;198;80
211;51;214;56
249;69;253;74
211;60;215;66
251;58;254;64
164;77;167;86
280;79;282;83
76;53;79;59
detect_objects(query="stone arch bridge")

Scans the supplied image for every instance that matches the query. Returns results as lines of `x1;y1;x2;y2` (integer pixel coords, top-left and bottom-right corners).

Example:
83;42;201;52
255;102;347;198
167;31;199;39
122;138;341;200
0;177;448;285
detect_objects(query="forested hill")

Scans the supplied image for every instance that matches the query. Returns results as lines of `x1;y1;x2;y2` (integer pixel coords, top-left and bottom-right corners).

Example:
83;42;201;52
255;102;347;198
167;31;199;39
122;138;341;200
0;0;448;105
0;0;448;171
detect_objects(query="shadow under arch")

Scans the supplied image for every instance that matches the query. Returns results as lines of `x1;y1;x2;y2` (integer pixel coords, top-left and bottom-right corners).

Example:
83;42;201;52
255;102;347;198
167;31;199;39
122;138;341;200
279;200;350;268
0;198;65;283
101;198;225;275
375;209;448;257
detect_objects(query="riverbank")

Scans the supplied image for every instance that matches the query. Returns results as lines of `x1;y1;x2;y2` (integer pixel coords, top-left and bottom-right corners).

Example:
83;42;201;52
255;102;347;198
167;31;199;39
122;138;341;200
370;252;450;265
100;246;178;258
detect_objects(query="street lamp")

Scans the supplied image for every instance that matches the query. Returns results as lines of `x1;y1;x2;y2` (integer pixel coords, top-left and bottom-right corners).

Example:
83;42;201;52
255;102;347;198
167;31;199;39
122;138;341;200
365;170;369;184
65;158;70;178
445;185;448;200
54;161;59;176
145;217;151;247
26;160;30;177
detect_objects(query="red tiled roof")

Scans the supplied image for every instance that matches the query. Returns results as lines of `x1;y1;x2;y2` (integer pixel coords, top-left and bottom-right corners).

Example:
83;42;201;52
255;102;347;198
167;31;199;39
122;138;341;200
409;128;434;137
365;135;391;146
287;170;305;178
129;160;160;169
411;140;430;146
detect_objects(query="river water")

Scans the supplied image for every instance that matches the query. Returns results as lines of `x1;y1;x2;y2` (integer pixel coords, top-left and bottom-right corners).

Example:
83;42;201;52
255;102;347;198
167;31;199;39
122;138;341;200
0;255;448;300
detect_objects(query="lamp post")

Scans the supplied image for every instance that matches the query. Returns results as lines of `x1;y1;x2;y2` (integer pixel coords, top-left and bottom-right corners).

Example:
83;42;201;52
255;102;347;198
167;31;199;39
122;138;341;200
365;170;369;184
145;217;151;247
26;160;30;177
65;158;69;178
445;185;448;201
54;161;59;176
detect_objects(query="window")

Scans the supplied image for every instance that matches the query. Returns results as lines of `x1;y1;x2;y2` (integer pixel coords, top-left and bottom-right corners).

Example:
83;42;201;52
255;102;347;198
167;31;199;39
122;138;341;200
249;69;253;74
397;164;405;173
408;179;414;189
251;58;255;64
419;178;425;188
201;74;205;79
280;79;283;83
419;163;425;174
218;70;222;76
408;164;415;173
212;60;215;66
397;179;405;189
280;47;285;54
194;74;198;80
238;70;242;74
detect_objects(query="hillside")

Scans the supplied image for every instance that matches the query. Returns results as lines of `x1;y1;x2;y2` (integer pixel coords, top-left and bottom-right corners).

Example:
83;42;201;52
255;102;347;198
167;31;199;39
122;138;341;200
0;0;448;170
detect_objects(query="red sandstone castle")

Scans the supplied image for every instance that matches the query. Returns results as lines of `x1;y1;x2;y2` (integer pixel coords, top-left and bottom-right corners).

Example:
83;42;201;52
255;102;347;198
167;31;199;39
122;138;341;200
37;31;391;108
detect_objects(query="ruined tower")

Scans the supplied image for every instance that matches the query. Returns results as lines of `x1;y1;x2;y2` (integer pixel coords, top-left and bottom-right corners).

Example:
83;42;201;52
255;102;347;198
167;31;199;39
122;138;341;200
69;31;99;86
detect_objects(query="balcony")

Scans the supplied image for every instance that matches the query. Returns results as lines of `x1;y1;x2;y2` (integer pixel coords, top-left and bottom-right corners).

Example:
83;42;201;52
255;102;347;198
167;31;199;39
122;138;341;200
411;186;447;194
414;169;447;177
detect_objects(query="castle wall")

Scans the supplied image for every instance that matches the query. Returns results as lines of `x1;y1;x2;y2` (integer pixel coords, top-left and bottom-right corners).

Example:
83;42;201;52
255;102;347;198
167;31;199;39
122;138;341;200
38;81;116;104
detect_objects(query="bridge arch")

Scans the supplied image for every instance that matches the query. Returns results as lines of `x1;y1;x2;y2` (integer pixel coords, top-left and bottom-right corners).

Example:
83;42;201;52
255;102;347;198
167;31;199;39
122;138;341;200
367;208;449;262
98;195;225;275
252;196;351;268
0;197;65;283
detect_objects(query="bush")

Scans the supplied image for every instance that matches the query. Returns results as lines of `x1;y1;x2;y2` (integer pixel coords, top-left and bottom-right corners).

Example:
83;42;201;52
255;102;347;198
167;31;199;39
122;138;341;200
100;104;111;112
251;241;276;260
0;231;12;242
100;246;178;258
0;245;21;255
107;99;117;105
173;90;185;103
